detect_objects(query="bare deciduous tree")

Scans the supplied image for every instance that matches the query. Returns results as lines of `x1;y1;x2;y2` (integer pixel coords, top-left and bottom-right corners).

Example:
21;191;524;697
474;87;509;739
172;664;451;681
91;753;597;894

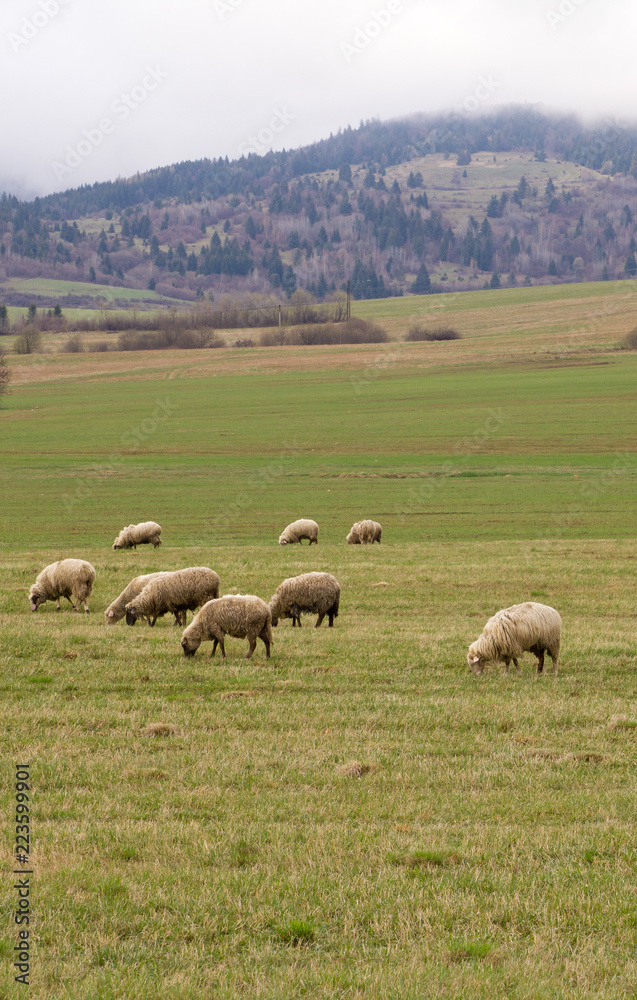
0;347;10;404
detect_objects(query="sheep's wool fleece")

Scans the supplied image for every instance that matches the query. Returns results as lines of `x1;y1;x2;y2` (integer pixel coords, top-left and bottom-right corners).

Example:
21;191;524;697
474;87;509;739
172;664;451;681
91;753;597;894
31;559;96;600
469;602;562;663
127;567;220;617
278;519;319;544
270;572;340;617
105;572;170;623
185;595;272;641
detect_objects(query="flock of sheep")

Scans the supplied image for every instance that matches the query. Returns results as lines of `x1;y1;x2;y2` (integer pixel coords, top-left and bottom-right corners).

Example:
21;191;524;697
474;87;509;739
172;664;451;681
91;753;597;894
27;518;562;673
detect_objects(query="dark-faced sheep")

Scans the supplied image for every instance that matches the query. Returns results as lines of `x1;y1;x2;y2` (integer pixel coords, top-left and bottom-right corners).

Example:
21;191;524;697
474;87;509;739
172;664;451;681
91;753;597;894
181;595;272;660
269;571;340;628
112;521;162;550
125;567;220;627
29;559;96;614
278;518;319;546
467;602;562;675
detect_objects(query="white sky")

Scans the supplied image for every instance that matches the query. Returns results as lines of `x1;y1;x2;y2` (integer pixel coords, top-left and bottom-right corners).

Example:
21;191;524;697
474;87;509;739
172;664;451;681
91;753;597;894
0;0;634;198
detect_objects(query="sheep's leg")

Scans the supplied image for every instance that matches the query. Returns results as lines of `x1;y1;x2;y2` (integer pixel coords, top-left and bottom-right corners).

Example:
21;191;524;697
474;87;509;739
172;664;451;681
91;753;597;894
536;651;545;674
56;598;62;611
314;613;325;628
246;637;257;660
149;616;157;627
512;657;520;671
259;629;271;658
295;615;301;627
328;612;335;627
504;656;511;673
211;638;219;658
550;653;558;676
218;638;226;660
83;599;90;614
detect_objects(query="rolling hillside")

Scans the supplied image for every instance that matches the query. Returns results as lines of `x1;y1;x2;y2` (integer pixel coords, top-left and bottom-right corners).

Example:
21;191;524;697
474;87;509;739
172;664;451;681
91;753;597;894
2;107;637;313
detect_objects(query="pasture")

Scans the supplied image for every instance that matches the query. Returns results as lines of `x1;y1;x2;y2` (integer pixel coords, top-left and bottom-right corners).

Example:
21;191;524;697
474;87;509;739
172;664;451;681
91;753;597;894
0;283;636;998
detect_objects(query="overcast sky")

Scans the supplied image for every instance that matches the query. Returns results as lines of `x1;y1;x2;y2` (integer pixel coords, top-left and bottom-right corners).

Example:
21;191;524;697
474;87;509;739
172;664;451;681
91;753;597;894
0;0;634;199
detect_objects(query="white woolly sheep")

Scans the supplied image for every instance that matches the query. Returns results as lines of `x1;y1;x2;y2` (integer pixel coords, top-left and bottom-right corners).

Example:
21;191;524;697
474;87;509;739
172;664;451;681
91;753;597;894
125;567;220;628
104;572;175;625
467;602;562;675
112;521;162;550
29;559;96;614
181;595;272;660
269;571;340;628
278;518;319;546
346;519;382;544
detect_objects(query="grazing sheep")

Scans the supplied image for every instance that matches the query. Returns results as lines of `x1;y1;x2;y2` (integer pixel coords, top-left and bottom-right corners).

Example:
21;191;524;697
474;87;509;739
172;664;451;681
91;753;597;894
181;595;272;660
278;518;319;546
29;559;96;614
112;521;162;550
346;519;382;544
125;567;220;628
269;571;340;628
104;572;176;625
467;602;562;676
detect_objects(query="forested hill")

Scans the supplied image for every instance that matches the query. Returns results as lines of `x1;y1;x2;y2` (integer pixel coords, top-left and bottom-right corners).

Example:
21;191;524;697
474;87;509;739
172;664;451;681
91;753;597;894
3;106;637;305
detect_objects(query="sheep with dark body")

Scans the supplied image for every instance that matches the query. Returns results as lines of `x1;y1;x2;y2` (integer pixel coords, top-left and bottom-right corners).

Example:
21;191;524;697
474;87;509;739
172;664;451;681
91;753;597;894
181;595;272;660
104;572;177;625
346;520;382;544
467;602;562;675
112;521;162;550
278;518;319;545
125;567;220;627
29;559;96;613
269;571;340;628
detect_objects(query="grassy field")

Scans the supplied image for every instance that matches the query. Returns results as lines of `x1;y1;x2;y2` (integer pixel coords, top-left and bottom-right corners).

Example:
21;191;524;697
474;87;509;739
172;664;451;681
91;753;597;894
2;278;168;304
1;283;636;997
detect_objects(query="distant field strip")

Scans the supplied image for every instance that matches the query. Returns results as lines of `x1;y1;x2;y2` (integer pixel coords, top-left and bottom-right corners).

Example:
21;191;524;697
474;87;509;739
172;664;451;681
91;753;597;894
1;348;636;549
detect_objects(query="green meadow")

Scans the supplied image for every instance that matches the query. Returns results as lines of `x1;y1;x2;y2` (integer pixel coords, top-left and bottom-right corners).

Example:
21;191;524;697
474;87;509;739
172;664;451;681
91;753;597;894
1;283;636;998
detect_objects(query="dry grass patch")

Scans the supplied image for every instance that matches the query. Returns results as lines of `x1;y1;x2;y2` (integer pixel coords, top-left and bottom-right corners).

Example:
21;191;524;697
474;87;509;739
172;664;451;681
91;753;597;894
142;722;176;737
337;760;378;778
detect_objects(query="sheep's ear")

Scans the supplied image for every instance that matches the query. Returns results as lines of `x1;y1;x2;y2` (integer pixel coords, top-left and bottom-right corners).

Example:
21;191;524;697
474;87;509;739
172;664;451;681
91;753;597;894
471;656;480;663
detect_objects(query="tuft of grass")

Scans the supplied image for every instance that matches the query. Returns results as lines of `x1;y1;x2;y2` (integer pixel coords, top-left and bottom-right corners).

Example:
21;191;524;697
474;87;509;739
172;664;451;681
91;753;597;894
338;760;376;778
228;839;259;868
389;850;449;869
275;920;316;946
447;940;494;963
609;715;637;729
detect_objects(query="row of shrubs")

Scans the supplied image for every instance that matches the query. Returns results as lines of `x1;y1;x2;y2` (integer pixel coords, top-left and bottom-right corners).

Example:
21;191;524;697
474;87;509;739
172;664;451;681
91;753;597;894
68;300;347;333
54;319;388;352
13;320;464;355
